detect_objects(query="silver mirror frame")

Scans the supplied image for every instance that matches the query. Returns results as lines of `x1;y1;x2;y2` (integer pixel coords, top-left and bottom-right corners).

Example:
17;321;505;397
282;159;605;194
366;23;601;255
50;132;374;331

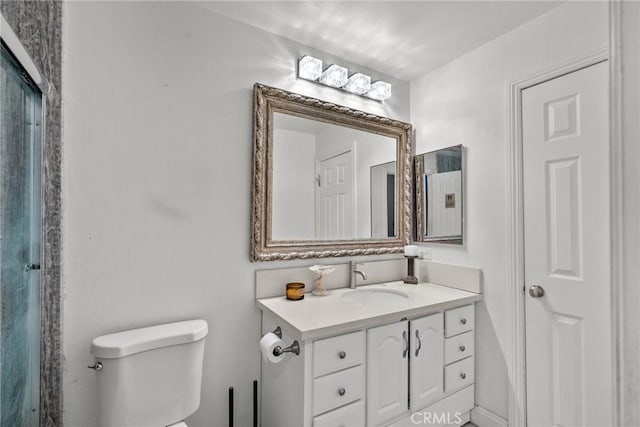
414;144;464;244
251;83;413;261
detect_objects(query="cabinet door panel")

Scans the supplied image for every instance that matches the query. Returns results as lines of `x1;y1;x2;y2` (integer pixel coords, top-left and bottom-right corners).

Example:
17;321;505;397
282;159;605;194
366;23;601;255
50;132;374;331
410;313;444;410
367;321;409;426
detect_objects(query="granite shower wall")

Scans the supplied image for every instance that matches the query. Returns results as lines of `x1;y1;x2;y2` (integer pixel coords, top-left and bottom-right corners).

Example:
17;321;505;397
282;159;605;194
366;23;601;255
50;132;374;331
0;1;63;426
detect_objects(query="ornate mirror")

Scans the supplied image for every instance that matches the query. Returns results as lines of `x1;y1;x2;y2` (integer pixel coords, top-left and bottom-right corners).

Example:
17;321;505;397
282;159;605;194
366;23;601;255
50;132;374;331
414;145;463;244
251;84;413;261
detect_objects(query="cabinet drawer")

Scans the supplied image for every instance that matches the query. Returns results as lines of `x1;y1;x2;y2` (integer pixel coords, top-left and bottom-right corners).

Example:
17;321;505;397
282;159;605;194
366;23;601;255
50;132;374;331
445;331;474;365
313;400;365;427
444;357;474;394
314;330;365;377
313;365;364;416
445;304;474;337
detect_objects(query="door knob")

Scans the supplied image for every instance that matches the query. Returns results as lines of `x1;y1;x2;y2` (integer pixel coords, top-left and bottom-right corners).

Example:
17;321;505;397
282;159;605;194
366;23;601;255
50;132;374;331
529;285;545;298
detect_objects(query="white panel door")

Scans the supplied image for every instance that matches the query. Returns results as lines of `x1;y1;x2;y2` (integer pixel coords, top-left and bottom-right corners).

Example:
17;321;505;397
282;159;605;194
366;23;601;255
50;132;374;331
522;61;611;426
367;321;409;426
410;313;444;410
316;151;354;240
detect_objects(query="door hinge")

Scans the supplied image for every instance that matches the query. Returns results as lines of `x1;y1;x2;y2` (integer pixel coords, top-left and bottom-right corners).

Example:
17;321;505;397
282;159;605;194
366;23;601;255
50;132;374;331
25;264;41;272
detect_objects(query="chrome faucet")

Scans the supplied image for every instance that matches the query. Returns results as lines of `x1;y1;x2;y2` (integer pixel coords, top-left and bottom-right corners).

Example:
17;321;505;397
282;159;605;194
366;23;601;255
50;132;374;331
350;261;367;289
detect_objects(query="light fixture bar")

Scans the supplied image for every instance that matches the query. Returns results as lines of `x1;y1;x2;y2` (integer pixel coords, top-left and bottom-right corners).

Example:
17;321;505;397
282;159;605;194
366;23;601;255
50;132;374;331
296;55;392;102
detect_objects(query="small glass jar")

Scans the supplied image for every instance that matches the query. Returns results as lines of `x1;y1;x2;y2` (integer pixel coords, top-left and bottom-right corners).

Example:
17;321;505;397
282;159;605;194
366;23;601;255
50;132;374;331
286;282;305;301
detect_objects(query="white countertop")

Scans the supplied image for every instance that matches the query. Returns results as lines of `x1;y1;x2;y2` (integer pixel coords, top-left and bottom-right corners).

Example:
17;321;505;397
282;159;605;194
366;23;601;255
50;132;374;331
257;281;482;341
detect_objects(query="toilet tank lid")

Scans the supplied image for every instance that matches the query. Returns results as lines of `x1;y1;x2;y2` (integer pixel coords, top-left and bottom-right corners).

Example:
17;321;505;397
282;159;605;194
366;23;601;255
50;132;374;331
91;319;208;359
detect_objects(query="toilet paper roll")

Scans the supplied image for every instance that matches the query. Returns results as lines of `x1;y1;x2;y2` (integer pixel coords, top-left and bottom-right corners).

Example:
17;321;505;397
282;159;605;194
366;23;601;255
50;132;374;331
260;332;285;364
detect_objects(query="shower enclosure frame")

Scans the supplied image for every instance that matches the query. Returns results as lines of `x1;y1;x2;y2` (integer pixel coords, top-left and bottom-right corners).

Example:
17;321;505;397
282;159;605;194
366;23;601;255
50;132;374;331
0;7;62;426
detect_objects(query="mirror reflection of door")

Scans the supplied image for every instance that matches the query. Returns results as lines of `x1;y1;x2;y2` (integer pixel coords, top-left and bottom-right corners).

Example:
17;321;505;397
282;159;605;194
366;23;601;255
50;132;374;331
427;170;461;237
415;145;463;243
271;112;397;242
316;151;354;240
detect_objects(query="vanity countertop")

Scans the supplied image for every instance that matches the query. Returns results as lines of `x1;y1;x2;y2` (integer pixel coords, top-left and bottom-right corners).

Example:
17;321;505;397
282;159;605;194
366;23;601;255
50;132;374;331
257;281;482;340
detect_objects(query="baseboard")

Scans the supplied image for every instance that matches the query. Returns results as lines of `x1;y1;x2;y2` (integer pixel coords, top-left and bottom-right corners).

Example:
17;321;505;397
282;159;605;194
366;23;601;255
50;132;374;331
470;406;508;427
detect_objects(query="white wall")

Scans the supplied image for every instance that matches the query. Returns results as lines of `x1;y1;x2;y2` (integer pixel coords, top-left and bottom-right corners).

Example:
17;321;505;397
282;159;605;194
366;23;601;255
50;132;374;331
410;1;608;419
61;2;409;426
272;129;316;240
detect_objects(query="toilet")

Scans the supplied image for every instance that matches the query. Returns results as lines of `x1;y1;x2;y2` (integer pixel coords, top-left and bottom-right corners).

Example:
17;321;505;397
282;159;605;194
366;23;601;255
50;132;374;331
90;319;208;427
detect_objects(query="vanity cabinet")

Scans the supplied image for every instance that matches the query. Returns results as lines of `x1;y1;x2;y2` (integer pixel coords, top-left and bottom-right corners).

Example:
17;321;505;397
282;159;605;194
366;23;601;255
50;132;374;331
367;321;409;426
367;313;445;427
261;303;476;427
410;313;445;410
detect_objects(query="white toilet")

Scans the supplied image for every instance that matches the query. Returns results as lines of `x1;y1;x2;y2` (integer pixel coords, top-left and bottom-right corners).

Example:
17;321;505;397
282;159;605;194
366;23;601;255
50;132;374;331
90;319;208;427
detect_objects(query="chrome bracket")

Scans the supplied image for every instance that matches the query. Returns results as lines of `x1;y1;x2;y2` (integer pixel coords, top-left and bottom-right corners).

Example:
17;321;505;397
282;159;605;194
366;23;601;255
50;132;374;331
273;340;300;357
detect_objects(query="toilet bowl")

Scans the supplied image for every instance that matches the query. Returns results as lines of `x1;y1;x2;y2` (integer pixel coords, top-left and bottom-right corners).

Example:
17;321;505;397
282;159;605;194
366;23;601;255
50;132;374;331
90;320;208;427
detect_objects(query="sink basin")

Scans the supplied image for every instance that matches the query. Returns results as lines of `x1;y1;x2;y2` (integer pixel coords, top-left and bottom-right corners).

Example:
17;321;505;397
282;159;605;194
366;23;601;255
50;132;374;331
341;288;409;305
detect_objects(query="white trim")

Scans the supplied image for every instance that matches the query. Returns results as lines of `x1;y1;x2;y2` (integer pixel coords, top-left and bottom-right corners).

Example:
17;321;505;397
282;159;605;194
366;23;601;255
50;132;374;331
608;3;623;425
471;405;508;427
506;48;609;427
0;13;47;93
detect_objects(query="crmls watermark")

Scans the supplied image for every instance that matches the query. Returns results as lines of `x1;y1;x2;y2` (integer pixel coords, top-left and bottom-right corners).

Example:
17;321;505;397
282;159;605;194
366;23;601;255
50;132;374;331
410;411;463;425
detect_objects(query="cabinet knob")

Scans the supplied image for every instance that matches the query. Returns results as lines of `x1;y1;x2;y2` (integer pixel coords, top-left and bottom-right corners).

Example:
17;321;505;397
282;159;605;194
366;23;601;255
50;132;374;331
460;318;467;325
338;351;346;359
338;388;346;396
459;345;466;352
460;372;467;380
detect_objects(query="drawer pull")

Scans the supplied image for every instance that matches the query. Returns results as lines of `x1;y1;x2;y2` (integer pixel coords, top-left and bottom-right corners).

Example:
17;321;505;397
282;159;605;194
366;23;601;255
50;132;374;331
459;345;466;352
338;351;346;359
460;372;467;380
460;318;467;325
415;329;422;357
338;387;346;396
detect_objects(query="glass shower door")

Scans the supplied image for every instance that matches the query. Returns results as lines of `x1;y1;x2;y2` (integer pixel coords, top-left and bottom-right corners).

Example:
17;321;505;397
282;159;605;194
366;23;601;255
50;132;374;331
0;43;43;427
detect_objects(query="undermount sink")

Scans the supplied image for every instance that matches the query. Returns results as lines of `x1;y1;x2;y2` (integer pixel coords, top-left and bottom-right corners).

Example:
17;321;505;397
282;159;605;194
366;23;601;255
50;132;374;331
341;288;409;304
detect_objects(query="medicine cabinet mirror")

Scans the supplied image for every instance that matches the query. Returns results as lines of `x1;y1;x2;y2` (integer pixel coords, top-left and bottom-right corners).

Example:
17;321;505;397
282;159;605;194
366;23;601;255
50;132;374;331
414;145;463;244
251;83;413;261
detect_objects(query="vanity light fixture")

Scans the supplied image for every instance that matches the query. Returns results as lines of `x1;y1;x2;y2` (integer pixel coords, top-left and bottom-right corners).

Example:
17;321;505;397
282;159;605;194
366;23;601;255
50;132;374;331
298;55;323;81
319;64;348;88
296;55;392;102
366;81;392;101
343;72;371;95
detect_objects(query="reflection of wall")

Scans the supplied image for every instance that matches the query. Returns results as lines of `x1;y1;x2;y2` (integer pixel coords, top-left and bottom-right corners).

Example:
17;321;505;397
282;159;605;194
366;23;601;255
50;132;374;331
272;129;316;240
427;170;462;237
371;161;396;238
410;1;607;421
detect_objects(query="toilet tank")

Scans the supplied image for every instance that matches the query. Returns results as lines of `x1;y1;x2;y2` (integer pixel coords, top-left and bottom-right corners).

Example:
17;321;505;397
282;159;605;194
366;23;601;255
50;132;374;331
90;320;208;427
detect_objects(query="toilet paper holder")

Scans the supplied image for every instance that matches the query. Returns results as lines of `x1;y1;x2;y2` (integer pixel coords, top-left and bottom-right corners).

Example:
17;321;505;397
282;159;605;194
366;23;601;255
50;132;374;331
268;326;300;356
273;341;300;356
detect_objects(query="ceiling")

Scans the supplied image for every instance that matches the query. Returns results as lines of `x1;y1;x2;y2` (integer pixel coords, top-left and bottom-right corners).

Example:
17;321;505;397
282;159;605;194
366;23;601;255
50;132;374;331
201;1;562;81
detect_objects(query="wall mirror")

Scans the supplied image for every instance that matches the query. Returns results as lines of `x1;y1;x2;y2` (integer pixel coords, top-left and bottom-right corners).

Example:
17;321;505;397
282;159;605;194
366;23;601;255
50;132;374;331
251;83;413;261
414;145;463;244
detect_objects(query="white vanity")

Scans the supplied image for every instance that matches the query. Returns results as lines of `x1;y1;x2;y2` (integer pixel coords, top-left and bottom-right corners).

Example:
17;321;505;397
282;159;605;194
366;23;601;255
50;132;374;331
257;280;481;427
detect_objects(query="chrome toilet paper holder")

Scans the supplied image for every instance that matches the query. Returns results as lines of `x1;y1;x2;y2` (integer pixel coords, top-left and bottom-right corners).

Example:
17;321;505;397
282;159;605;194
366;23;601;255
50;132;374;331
268;326;300;356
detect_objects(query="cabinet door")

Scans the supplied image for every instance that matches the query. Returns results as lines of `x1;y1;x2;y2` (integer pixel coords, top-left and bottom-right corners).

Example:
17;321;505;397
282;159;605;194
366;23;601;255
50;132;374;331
410;313;444;410
367;321;409;426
